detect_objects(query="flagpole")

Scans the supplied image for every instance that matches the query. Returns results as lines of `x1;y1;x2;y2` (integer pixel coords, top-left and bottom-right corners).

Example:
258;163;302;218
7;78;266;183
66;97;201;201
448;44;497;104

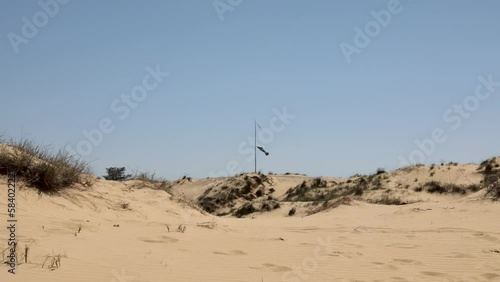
254;120;257;173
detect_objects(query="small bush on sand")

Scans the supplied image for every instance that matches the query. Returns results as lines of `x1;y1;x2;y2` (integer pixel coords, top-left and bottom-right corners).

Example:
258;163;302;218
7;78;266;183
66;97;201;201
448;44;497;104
306;196;352;216
369;195;407;205
484;173;500;200
260;200;280;212
234;203;257;218
415;181;479;195
478;158;499;173
104;167;131;181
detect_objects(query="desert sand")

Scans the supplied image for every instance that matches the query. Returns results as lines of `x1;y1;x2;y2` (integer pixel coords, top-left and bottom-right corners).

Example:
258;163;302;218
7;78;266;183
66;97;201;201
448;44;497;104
1;162;500;282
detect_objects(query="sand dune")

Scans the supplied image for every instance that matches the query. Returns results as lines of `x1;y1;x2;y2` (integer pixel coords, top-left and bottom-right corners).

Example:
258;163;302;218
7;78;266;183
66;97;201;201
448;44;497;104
1;161;500;281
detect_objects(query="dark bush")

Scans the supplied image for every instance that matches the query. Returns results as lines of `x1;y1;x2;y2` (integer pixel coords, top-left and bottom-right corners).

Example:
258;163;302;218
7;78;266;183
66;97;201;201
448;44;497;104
424;181;447;193
416;181;480;195
255;189;264;197
234;203;256;218
104;167;131;181
353;186;364;196
485;173;500;200
370;195;407;205
199;198;217;213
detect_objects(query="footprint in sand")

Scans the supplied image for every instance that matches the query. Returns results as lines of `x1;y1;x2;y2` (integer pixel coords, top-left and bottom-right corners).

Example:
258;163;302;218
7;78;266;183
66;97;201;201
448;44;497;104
391;276;410;281
328;251;363;258
138;236;178;244
213;250;247;256
447;252;476;259
370;261;399;271
249;263;291;272
481;273;500;280
474;233;499;243
386;243;419;249
393;258;424;266
421;271;447;277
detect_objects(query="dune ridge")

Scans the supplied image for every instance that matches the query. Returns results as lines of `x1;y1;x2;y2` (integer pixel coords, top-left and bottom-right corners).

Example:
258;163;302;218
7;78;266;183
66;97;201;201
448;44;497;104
1;157;500;281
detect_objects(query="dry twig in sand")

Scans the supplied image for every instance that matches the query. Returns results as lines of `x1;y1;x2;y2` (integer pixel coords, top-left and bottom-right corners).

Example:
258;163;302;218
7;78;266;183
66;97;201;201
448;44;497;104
42;254;62;270
197;220;217;229
177;225;186;233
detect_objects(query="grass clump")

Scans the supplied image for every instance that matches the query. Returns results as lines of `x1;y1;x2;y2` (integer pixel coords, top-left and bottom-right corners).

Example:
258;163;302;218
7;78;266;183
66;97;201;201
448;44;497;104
133;171;171;191
415;181;480;195
0;138;92;193
234;203;257;218
484;172;500;200
476;157;500;200
478;157;499;174
306;196;352;216
369;195;407;205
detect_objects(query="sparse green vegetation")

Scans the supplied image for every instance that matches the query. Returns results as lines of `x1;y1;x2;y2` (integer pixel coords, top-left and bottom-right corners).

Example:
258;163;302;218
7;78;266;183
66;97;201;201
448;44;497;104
104;167;131;181
197;173;276;216
477;158;500;200
478;157;499;174
306;196;352;215
369;195;407;205
415;181;480;195
484;171;500;200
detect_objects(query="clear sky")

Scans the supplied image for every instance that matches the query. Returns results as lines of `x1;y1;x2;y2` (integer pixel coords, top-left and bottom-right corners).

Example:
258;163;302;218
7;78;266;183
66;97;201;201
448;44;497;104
1;0;499;179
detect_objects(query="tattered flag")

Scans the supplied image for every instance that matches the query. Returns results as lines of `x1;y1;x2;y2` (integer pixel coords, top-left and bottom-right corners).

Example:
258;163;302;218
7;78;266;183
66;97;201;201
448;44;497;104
257;146;269;156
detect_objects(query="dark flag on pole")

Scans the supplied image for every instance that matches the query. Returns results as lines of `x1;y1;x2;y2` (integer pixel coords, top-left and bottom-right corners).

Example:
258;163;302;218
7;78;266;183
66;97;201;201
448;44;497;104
257;146;269;156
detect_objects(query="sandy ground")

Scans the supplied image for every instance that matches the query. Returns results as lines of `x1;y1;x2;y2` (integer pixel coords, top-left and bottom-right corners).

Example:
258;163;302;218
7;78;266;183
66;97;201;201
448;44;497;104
0;173;500;282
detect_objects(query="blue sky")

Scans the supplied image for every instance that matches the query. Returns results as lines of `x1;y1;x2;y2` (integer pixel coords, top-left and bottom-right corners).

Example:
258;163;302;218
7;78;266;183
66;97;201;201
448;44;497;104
1;0;499;179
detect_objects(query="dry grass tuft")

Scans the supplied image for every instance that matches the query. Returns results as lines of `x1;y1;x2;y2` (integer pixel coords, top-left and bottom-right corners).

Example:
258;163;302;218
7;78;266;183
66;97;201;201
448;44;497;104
172;194;208;215
132;171;171;190
177;225;186;233
0;137;93;193
2;242;30;265
306;196;353;216
369;195;408;205
42;254;63;270
414;181;480;195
